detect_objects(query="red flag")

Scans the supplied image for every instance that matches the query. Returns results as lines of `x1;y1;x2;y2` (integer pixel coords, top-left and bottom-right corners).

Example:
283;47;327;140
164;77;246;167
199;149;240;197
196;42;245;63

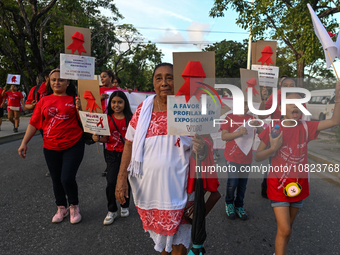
84;90;100;113
67;32;87;55
257;46;274;66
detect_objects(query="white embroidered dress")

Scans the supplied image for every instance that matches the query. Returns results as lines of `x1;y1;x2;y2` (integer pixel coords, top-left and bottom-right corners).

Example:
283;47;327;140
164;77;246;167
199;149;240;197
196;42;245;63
126;103;193;252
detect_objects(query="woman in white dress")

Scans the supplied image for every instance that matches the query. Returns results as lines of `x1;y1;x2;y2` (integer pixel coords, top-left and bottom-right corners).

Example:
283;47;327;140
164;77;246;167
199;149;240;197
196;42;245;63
115;63;218;254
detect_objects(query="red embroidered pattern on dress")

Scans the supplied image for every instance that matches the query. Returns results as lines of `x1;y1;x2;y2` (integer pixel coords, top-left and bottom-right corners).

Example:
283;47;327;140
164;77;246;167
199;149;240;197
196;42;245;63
136;207;186;236
130;103;167;138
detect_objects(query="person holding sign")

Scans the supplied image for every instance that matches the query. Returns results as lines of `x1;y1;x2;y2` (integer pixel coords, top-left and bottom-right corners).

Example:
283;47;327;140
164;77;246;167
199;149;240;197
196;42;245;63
18;69;85;224
115;63;219;255
2;84;26;132
91;91;133;225
255;81;340;255
221;101;263;221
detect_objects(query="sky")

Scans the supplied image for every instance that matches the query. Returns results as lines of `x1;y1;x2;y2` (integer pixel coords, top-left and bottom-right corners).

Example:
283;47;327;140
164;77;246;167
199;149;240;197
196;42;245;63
113;0;249;63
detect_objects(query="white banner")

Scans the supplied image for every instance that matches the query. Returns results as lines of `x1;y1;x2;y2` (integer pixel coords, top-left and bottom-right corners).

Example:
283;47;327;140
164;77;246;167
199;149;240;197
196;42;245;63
167;95;221;136
79;111;110;136
60;53;95;80
251;65;279;88
6;74;21;85
105;91;155;113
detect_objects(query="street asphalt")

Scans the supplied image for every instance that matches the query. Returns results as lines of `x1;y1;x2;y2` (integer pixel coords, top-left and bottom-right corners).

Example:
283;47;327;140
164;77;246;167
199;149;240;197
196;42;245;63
1;136;340;255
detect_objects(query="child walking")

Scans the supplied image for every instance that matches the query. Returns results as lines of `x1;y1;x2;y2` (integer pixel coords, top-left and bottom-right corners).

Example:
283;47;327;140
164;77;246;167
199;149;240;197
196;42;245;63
221;101;263;220
92;91;132;225
255;82;340;255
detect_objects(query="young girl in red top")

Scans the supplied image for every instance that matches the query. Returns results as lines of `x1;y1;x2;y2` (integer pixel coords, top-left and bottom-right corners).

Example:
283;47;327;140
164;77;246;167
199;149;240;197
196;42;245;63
92;90;132;225
255;81;340;255
18;69;85;224
3;84;26;132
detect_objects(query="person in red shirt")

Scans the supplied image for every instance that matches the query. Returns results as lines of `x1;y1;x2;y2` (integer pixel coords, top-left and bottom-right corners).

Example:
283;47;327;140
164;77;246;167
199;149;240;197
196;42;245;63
91;91;133;225
18;69;85;225
255;82;340;255
25;69;52;111
0;86;5;131
3;84;26;132
221;101;263;220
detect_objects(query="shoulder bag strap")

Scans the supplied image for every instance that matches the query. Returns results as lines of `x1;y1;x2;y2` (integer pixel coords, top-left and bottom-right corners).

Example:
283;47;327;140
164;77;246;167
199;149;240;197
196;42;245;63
109;114;125;145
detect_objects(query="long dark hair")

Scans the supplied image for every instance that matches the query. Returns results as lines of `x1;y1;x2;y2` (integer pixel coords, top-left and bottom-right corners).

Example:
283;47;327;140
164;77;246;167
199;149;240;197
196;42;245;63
46;69;77;96
106;90;133;126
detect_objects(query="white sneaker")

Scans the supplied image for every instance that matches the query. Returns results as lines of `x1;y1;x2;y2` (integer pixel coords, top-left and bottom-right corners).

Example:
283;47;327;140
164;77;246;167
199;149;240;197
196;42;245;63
103;211;117;225
121;208;129;217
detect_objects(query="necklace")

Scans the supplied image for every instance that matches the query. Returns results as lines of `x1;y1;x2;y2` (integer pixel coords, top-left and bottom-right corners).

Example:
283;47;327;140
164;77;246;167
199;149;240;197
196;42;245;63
157;98;162;112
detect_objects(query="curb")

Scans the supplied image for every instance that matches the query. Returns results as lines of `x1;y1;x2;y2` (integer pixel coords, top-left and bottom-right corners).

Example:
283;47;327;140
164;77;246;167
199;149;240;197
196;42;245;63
308;151;340;178
0;131;40;145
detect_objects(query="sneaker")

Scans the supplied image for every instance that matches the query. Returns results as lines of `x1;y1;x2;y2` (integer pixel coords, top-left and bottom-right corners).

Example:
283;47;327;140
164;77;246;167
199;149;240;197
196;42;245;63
52;206;68;223
69;204;81;224
121;208;129;217
103;211;117;225
235;207;248;220
13;127;18;133
45;172;50;177
225;203;236;220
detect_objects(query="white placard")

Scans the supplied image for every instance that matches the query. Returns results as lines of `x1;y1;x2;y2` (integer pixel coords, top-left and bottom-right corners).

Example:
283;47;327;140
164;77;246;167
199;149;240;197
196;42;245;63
79;111;110;136
251;65;279;88
6;74;21;85
167;95;221;135
60;53;95;80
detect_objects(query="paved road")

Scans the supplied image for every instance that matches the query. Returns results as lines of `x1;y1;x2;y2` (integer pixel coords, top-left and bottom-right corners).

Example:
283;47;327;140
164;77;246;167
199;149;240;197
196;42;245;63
1;137;340;255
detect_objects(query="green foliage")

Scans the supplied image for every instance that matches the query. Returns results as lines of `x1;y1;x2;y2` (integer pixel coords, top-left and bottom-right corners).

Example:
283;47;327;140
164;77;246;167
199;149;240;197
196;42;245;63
203;40;247;78
209;0;340;81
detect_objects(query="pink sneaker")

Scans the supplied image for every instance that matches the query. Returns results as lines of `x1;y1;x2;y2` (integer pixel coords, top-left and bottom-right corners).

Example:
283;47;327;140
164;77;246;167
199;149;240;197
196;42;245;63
52;206;68;223
69;204;82;224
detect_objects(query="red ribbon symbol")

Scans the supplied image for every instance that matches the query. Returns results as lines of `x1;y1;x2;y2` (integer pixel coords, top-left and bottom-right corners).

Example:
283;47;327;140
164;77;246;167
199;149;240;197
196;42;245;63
174;138;181;147
66;31;87;55
97;117;104;128
84;90;100;113
246;78;259;96
257;46;274;66
11;76;17;83
175;61;207;102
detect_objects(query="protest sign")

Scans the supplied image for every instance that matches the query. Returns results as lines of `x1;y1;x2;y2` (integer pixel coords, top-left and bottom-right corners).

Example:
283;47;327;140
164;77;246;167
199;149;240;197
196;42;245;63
79;111;110;136
251;64;279;88
6;74;21;85
64;25;91;56
167;95;221;136
60;53;95;80
78;79;102;113
252;40;277;66
240;68;261;103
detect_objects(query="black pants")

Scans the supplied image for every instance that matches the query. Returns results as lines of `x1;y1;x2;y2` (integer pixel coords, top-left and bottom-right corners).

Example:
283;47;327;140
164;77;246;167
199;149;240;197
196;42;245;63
43;139;85;207
106;150;131;212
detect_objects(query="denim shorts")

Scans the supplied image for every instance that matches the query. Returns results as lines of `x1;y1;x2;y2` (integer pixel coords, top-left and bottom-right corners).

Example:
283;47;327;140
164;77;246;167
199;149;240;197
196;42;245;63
270;200;303;209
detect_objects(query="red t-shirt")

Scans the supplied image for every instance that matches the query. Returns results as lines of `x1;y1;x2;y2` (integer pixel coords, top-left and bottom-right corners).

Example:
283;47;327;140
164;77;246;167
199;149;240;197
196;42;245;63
106;115;127;152
220;114;255;164
29;95;83;151
100;86;119;112
26;82;47;104
258;120;320;202
0;88;4;105
4;91;24;107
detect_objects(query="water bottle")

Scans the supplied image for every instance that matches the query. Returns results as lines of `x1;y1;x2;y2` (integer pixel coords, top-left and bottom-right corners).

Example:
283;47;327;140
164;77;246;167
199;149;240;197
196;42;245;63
270;125;281;156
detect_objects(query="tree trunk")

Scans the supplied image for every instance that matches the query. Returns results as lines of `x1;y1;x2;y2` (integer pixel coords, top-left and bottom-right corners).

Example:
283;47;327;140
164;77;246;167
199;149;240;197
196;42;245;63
296;55;305;87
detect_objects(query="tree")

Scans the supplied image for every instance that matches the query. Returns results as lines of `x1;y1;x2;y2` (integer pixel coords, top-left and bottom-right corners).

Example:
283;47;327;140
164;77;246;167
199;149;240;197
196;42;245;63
0;0;122;93
203;40;248;78
209;0;340;87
